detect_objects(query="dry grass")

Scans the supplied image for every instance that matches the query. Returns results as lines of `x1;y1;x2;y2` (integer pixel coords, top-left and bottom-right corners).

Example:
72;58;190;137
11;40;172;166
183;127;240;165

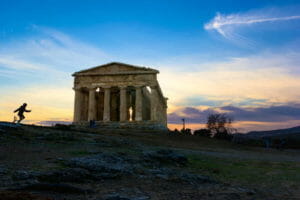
1;123;300;199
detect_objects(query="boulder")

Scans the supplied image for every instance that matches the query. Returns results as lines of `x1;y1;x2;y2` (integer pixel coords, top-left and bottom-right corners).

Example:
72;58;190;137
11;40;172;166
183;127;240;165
66;153;136;179
12;170;35;180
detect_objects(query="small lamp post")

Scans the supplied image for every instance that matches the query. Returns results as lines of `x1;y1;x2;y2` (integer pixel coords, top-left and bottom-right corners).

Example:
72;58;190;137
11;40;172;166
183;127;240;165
182;118;185;131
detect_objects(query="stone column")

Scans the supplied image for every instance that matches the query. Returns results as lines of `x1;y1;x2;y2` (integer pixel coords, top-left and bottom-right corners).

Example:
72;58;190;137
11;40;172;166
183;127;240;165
150;86;158;121
119;86;127;121
88;87;96;121
103;86;111;122
135;86;143;121
163;98;168;126
73;88;83;122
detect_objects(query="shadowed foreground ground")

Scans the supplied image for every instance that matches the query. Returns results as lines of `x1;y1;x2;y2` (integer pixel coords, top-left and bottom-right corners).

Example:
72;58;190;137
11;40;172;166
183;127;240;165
0;122;299;200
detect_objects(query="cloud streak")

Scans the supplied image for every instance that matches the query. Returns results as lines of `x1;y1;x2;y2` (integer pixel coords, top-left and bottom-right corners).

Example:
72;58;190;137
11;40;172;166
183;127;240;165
0;26;110;84
168;105;300;132
0;27;110;123
158;51;300;111
204;7;300;46
168;105;300;124
205;13;300;36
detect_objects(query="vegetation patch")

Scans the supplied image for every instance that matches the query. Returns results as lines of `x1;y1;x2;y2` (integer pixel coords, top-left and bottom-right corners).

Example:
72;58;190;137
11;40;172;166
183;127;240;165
187;154;300;192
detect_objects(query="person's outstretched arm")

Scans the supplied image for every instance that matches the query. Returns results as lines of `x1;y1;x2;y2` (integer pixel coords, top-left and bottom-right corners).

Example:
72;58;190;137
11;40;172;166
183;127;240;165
25;109;31;112
14;108;20;113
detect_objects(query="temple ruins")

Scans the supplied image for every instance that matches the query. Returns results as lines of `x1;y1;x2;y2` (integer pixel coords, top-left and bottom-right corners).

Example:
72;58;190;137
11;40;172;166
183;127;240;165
72;62;168;130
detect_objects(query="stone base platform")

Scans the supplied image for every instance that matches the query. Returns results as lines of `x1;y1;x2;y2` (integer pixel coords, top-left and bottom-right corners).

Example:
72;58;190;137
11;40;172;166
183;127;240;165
73;121;168;131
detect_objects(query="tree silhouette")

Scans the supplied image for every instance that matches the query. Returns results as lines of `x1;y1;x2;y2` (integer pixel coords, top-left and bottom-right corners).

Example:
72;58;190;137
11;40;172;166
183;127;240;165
206;113;234;139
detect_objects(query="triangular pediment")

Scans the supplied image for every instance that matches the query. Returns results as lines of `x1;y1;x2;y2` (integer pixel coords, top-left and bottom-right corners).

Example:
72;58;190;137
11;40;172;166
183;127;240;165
73;62;158;76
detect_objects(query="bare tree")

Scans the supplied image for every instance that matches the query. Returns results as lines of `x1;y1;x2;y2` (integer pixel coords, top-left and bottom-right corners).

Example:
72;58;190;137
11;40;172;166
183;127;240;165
206;113;234;139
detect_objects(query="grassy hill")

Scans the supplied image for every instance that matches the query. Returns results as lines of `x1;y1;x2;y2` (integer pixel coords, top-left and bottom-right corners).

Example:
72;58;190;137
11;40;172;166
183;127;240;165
0;122;299;200
232;126;300;149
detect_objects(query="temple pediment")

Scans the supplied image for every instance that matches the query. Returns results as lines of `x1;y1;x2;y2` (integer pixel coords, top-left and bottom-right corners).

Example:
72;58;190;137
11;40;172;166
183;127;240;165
73;62;159;76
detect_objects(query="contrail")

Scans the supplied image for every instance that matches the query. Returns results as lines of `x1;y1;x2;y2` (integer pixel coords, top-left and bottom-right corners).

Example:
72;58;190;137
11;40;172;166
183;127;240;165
205;13;300;36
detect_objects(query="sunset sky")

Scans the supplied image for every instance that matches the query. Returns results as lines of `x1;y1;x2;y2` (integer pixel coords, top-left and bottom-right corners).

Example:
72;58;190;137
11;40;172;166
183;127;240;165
1;0;300;132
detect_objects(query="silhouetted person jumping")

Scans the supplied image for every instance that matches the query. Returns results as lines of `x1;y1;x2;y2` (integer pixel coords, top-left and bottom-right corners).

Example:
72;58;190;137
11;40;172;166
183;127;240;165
14;103;31;123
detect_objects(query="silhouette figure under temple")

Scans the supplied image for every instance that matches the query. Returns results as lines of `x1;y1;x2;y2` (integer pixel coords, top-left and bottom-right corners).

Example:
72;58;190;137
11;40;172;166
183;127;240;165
14;103;31;123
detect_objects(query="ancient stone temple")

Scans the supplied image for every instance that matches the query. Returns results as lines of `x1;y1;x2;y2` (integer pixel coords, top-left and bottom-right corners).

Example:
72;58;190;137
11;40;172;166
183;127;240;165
72;62;168;130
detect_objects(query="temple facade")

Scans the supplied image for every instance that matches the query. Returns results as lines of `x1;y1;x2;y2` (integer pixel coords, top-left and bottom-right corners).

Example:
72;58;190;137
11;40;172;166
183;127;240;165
72;62;168;130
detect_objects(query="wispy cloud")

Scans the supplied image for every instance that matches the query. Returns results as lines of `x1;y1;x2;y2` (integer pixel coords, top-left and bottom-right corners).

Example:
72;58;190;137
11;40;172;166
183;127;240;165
168;105;300;132
158;51;300;111
205;13;300;36
168;105;300;124
204;7;300;46
0;26;111;123
0;26;110;84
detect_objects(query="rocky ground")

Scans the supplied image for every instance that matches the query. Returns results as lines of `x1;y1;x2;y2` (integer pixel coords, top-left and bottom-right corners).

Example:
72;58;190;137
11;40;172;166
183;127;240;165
0;122;299;200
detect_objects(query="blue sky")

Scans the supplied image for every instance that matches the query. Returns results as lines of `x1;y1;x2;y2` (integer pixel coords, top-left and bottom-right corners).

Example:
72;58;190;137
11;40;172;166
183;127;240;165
2;0;299;59
1;0;300;131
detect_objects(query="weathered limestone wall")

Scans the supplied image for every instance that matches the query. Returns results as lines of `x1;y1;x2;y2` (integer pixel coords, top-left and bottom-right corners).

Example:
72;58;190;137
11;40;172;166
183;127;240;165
142;87;151;121
96;91;104;121
110;88;120;121
79;91;89;121
156;86;168;126
74;73;157;89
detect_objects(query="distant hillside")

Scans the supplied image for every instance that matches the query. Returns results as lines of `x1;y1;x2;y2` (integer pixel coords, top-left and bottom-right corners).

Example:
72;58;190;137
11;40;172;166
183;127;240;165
232;126;300;149
246;126;300;138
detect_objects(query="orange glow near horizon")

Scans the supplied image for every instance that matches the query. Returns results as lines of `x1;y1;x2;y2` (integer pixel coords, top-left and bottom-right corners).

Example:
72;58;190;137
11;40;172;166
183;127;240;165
168;120;300;133
1;87;299;133
0;77;299;132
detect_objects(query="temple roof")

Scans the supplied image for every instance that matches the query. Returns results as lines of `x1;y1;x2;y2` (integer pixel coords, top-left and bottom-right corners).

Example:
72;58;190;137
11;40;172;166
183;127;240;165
72;62;159;76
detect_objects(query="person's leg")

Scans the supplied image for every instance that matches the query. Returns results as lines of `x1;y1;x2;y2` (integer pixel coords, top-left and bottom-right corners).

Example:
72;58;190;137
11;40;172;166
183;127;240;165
18;114;25;123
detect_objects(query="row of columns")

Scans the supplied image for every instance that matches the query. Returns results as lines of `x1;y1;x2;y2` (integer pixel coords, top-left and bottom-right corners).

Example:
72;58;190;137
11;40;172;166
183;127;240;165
74;85;157;122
